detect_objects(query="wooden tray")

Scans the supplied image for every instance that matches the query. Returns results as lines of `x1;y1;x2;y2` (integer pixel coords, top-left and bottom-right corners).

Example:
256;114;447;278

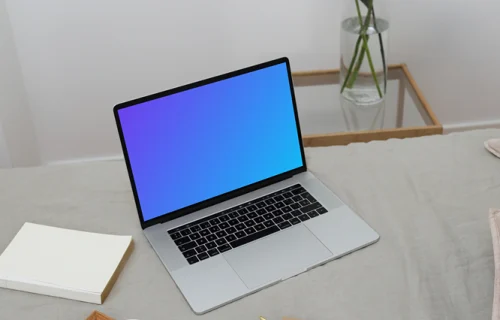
293;64;443;147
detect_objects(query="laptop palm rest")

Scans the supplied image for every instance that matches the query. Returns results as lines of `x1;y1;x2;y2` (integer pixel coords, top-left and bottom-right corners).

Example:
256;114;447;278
224;225;332;290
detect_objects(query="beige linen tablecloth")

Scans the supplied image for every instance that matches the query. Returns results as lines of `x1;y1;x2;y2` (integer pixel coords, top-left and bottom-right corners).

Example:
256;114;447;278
1;129;499;320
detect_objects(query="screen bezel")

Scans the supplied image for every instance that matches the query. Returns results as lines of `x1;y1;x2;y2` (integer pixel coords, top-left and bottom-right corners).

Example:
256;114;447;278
113;57;307;229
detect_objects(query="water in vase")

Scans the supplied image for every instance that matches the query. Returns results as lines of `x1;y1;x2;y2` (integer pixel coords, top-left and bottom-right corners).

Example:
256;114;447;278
340;16;389;106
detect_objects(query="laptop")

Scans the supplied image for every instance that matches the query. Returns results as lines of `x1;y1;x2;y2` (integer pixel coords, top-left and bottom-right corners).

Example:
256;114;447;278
113;57;379;314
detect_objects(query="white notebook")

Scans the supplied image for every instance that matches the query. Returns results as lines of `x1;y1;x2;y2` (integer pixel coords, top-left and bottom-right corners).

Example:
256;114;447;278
0;223;133;304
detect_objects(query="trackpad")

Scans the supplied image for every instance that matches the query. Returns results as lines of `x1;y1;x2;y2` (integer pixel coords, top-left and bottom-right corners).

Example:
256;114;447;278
224;225;332;289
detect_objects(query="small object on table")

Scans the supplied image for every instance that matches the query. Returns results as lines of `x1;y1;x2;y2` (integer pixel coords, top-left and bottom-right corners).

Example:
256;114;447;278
86;310;114;320
485;138;500;158
0;222;133;304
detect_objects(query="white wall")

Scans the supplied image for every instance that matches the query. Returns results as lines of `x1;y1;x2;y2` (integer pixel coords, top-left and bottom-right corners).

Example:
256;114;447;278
5;0;500;164
0;124;11;168
0;0;39;167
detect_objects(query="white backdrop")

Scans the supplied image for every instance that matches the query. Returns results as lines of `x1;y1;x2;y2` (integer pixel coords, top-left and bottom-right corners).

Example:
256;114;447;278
0;124;11;168
0;0;38;167
4;0;500;164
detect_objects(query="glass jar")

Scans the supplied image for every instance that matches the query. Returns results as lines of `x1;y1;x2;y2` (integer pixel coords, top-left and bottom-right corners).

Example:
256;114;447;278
340;0;389;107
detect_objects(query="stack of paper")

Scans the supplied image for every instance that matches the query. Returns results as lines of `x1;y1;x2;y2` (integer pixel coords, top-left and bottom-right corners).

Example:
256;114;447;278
0;223;133;304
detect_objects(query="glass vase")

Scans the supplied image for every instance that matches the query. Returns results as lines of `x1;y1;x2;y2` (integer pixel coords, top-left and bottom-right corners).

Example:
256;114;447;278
340;0;389;130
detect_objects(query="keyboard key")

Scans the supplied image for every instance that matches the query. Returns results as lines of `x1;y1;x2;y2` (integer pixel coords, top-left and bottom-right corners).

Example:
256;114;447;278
238;215;249;222
248;212;258;219
219;244;232;253
273;217;284;224
282;213;293;220
235;231;246;238
308;211;319;218
196;238;208;245
210;218;220;226
196;245;207;253
256;201;266;208
283;192;293;198
283;199;294;205
282;206;292;213
201;222;211;229
238;208;248;215
299;199;311;206
265;205;276;212
183;249;197;258
247;205;257;211
245;227;256;234
273;209;284;216
216;231;227;238
275;202;285;209
207;249;219;257
292;195;302;202
226;227;236;234
219;215;230;222
245;220;256;227
231;226;280;248
256;209;267;215
200;229;210;237
190;233;201;241
206;234;217;242
298;214;310;222
170;232;181;240
219;222;229;229
198;252;209;261
180;229;191;237
216;238;227;246
264;220;274;228
303;193;317;204
174;236;191;246
254;223;265;231
206;242;216;249
235;223;246;230
317;207;328;215
292;187;306;195
187;256;199;264
229;212;239;219
229;219;239;226
226;234;237;242
263;213;274;220
274;195;285;201
290;218;301;225
255;216;264;223
291;203;301;209
300;202;321;214
265;198;276;205
168;226;185;235
179;241;197;252
291;210;302;217
190;225;201;233
209;226;220;233
278;221;292;229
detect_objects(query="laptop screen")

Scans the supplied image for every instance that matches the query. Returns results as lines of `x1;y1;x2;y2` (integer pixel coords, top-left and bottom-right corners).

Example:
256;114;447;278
116;61;304;223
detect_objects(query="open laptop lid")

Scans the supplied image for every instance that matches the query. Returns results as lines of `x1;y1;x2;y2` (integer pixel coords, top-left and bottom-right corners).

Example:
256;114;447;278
114;57;306;229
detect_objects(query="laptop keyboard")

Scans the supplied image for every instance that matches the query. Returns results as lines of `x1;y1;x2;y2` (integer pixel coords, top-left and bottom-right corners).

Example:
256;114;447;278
168;184;329;265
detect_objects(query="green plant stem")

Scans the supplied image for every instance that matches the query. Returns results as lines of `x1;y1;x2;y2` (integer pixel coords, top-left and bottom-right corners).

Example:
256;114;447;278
341;0;383;98
363;33;383;98
346;42;366;88
346;0;371;89
341;0;371;92
340;36;362;93
372;7;387;93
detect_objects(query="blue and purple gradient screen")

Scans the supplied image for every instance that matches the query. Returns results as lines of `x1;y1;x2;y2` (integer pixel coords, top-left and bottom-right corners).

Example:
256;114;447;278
118;62;303;222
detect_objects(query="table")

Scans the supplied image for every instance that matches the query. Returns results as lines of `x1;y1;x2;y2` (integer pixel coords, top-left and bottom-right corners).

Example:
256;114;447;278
293;64;443;147
1;129;499;320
